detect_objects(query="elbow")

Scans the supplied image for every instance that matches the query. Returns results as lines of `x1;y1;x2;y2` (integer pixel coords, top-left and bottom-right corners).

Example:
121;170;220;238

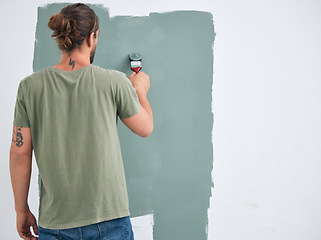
10;151;29;163
10;147;23;161
10;145;32;163
139;123;153;138
9;150;31;171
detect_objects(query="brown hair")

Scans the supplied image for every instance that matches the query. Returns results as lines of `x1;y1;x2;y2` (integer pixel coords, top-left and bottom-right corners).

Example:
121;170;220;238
48;3;99;52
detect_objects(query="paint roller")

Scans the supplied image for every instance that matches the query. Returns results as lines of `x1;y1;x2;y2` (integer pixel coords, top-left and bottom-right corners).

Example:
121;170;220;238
129;53;142;74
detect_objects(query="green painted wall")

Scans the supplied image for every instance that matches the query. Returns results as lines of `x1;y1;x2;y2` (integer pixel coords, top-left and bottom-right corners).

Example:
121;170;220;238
34;4;215;239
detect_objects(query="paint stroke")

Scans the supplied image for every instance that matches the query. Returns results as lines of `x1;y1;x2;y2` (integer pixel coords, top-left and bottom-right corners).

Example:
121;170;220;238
34;3;215;240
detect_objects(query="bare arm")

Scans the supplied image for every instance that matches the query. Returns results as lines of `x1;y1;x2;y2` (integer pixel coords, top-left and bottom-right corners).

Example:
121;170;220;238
121;72;153;138
10;126;38;239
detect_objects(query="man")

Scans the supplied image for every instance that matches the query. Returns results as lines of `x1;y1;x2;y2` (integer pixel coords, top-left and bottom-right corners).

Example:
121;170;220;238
10;3;153;240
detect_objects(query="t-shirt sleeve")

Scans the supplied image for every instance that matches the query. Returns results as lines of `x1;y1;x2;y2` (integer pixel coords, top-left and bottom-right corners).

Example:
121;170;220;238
115;74;141;119
13;81;30;127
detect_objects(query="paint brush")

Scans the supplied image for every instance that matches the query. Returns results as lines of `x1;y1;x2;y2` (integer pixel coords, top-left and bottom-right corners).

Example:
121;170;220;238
129;53;142;74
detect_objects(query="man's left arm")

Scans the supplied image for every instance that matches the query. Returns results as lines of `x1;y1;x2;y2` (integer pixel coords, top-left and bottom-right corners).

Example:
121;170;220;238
10;126;38;240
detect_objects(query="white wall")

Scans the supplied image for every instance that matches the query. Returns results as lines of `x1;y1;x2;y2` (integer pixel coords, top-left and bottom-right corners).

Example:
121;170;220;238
1;0;320;239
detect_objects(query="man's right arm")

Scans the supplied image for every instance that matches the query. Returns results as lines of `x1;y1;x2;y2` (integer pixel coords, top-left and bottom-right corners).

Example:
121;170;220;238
121;72;153;138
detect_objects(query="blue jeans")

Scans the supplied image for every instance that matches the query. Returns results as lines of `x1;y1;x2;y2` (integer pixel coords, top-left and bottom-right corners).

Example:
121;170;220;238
38;216;134;240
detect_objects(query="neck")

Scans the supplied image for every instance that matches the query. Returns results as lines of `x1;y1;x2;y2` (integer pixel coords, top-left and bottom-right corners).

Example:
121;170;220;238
54;48;91;71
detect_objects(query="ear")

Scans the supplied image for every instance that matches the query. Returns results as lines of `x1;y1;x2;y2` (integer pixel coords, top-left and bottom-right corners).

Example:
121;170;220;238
86;31;96;48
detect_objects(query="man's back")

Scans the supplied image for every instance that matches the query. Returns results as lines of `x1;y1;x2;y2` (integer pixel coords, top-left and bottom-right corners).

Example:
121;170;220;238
14;64;140;229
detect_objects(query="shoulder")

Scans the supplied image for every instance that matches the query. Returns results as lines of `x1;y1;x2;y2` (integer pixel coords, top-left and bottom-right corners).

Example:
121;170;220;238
18;68;49;90
91;65;125;77
91;65;129;85
21;69;45;82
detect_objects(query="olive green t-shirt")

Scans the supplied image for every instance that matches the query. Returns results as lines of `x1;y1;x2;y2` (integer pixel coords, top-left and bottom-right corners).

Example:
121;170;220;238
13;64;140;229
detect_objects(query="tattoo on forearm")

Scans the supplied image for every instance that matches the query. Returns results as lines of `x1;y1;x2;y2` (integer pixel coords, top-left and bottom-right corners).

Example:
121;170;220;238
12;126;24;147
69;58;75;70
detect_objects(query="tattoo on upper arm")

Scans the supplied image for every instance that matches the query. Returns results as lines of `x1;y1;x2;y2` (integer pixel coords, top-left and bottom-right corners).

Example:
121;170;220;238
69;58;75;70
12;126;24;147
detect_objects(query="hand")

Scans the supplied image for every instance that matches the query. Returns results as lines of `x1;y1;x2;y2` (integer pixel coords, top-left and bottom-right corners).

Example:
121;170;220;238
128;71;150;95
16;210;38;240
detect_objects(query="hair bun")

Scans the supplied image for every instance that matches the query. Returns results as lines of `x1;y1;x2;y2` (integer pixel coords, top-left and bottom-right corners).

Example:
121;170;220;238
48;13;74;50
